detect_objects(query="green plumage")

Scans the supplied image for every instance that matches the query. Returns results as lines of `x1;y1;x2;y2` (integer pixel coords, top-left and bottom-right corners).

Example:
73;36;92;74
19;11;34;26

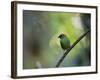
58;34;70;50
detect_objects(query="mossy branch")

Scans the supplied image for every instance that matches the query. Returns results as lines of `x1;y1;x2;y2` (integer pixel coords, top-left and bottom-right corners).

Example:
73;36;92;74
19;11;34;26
56;29;90;67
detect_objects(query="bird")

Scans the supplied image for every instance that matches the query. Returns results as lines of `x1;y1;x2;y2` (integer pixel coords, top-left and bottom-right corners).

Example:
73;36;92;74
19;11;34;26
58;33;70;51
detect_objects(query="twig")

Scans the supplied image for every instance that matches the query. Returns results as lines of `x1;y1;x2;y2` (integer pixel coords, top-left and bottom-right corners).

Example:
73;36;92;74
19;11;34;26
56;29;90;67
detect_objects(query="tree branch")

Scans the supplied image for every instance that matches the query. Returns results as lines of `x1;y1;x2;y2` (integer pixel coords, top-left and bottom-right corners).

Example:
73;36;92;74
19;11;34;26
56;29;90;67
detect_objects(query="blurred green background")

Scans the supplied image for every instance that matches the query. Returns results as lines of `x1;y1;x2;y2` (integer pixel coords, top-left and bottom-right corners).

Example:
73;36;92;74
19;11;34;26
23;10;91;69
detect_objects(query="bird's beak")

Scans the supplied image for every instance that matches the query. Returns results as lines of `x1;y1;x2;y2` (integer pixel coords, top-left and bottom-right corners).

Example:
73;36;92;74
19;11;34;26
58;35;60;38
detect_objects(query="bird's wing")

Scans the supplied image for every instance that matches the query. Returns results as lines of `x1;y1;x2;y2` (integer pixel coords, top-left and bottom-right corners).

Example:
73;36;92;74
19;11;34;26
60;37;70;50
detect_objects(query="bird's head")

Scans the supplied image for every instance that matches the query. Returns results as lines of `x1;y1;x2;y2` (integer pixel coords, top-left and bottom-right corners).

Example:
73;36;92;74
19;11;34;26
58;33;66;39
